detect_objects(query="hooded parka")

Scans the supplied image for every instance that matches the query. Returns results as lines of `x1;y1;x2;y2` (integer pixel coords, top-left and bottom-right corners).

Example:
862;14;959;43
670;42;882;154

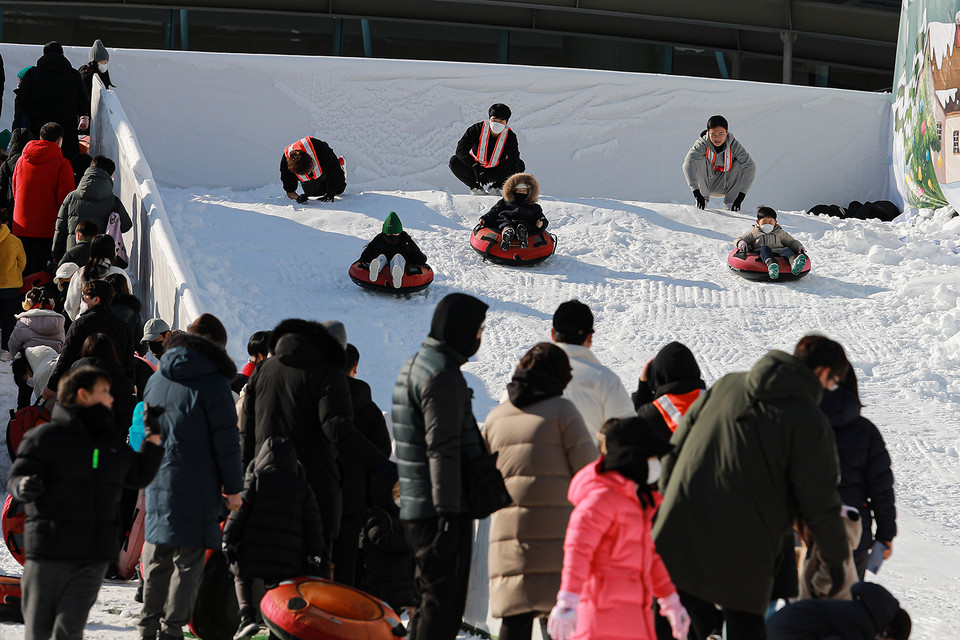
482;372;597;618
632;341;706;439
736;222;803;254
479;172;547;233
0;224;25;289
653;350;849;616
142;332;243;548
52;165;131;260
11;139;75;239
9;306;65;354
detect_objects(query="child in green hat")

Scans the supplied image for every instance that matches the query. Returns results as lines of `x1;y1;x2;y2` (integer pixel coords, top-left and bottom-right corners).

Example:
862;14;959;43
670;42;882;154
358;212;427;288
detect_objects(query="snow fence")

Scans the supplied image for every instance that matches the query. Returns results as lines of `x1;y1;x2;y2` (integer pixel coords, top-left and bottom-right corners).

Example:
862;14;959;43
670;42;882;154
90;76;203;331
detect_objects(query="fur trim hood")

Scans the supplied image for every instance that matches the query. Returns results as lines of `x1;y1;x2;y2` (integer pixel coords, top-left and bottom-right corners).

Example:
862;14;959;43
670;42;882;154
160;332;237;381
503;173;540;204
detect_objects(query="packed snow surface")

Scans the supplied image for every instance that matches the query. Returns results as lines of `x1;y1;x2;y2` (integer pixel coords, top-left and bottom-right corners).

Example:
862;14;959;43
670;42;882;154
2;188;958;638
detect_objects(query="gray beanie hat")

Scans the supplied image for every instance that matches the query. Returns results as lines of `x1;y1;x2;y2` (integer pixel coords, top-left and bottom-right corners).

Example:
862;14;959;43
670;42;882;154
320;320;347;351
89;39;109;63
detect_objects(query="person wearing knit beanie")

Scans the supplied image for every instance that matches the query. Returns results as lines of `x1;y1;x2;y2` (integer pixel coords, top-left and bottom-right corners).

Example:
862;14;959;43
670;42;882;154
358;212;427;289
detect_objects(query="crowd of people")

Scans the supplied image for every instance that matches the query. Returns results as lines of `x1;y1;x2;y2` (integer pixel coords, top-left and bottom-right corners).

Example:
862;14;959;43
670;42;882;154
0;41;910;640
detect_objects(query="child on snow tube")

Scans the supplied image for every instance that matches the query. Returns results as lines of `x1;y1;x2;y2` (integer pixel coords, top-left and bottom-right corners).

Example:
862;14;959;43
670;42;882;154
478;173;548;251
358;212;428;289
734;206;807;280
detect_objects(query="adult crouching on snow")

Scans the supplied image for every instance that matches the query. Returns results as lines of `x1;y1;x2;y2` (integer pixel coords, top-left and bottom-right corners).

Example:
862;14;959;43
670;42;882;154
632;341;706;439
392;292;488;640
652;334;851;640
682;115;755;211
450;103;525;195
8;365;163;640
482;342;598;640
478;173;547;251
52;155;130;262
139;313;243;640
281;135;346;203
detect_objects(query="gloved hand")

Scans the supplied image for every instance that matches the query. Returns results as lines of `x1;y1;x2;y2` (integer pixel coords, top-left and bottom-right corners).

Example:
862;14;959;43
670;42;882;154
319;193;336;202
827;563;847;597
306;554;331;579
657;592;691;640
142;404;166;438
692;189;706;209
431;516;460;559
296;193;309;204
14;475;43;502
222;543;239;566
374;458;398;481
79;115;90;130
547;590;580;640
731;192;746;212
797;244;806;254
736;240;748;253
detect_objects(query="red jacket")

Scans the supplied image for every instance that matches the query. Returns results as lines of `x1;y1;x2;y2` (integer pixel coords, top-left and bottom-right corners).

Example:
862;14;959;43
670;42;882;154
12;140;74;238
561;459;676;640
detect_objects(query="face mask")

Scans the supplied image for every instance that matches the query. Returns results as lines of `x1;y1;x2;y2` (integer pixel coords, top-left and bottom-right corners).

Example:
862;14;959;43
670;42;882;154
514;192;528;204
149;341;164;357
759;223;775;233
647;458;662;484
489;120;506;135
98;62;108;73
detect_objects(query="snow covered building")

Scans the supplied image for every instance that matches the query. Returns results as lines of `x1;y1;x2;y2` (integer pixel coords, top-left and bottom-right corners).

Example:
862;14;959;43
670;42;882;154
927;19;960;185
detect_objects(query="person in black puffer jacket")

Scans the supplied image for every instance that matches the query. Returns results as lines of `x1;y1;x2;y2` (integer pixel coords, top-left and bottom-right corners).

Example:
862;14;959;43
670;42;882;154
222;436;325;639
0;128;33;217
478;173;547;251
820;367;897;579
72;332;137;432
358;212;428;289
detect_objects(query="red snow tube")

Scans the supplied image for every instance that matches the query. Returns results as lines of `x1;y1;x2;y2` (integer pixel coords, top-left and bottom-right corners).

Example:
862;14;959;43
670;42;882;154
260;577;406;640
19;270;52;295
0;575;23;621
727;249;811;282
470;225;556;266
117;490;146;580
2;495;25;566
348;260;434;294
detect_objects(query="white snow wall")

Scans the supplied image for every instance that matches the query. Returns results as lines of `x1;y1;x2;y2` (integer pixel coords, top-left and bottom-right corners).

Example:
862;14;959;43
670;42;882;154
1;44;894;210
88;76;203;331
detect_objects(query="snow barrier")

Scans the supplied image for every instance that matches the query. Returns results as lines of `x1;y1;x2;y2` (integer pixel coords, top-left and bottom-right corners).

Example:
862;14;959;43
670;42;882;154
89;76;203;331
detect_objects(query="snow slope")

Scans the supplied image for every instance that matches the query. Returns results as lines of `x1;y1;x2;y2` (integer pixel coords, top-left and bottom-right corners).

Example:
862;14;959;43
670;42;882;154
0;189;958;638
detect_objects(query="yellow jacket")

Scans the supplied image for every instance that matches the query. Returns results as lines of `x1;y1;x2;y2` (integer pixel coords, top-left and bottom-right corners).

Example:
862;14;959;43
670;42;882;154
0;224;26;290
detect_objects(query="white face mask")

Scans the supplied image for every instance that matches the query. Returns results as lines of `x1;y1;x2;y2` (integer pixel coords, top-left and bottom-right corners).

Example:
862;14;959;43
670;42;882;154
489;120;506;135
97;62;108;73
759;223;775;233
647;458;662;484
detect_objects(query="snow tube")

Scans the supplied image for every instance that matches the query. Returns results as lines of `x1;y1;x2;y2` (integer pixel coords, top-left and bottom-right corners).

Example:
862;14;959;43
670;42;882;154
117;490;146;580
348;260;434;294
260;577;406;640
727;249;811;282
2;495;25;566
470;225;556;266
0;575;23;622
19;270;52;295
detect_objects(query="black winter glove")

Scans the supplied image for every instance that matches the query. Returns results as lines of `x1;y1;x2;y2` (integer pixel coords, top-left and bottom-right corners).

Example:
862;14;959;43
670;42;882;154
374;458;398;482
296;193;309;204
731;192;746;212
431;516;461;559
692;189;706;210
222;543;239;567
142;404;166;439
319;193;336;202
14;475;43;502
826;563;847;597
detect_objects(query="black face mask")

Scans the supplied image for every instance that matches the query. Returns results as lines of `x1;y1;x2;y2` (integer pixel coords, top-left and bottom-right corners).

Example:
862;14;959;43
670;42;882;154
149;341;164;357
513;192;528;204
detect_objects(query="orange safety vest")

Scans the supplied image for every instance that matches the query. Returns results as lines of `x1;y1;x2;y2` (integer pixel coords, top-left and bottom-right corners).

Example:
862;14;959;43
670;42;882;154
284;137;323;182
469;121;510;169
652;389;702;432
706;145;733;173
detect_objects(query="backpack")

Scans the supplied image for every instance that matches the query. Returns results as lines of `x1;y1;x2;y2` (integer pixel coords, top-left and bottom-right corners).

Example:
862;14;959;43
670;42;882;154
6;400;50;461
106;208;129;268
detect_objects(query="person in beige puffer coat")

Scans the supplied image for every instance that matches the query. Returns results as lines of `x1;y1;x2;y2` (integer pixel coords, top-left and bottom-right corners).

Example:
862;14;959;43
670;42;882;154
735;206;807;280
482;342;598;640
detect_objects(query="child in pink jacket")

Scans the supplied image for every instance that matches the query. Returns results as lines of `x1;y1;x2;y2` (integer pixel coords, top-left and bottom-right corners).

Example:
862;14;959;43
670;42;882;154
548;415;690;640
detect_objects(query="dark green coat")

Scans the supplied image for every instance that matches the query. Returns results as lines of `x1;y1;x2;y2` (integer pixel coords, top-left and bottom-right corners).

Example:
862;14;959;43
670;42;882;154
392;337;484;521
653;350;848;615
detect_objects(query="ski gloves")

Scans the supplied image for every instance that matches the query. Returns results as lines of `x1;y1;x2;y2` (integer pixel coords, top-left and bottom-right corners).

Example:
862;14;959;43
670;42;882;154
547;591;580;640
296;193;309;204
299;193;336;203
429;516;461;560
658;592;692;640
693;189;706;209
14;475;43;502
731;192;746;212
736;240;748;253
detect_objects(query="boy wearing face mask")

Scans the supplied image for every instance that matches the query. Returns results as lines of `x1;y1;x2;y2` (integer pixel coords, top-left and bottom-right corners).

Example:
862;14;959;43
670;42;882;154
735;206;807;280
449;103;525;195
477;173;547;251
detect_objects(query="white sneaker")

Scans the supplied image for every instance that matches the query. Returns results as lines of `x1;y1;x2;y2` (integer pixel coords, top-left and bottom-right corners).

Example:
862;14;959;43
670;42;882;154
470;187;486;196
391;263;404;289
0;350;11;362
368;257;382;282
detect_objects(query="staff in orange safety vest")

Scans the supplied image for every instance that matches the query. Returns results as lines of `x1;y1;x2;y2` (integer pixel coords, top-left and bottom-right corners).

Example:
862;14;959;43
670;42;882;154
632;341;707;442
280;135;347;204
449;103;525;195
681;115;756;212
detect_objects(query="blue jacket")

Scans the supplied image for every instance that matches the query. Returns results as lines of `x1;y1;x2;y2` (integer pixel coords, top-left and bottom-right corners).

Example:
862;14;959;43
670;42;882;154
143;333;243;548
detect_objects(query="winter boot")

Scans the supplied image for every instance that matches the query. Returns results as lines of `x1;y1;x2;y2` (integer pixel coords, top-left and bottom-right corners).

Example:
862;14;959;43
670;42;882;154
790;253;807;275
368;257;383;282
500;227;516;251
391;263;404;289
766;260;780;280
234;608;259;640
516;224;529;249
